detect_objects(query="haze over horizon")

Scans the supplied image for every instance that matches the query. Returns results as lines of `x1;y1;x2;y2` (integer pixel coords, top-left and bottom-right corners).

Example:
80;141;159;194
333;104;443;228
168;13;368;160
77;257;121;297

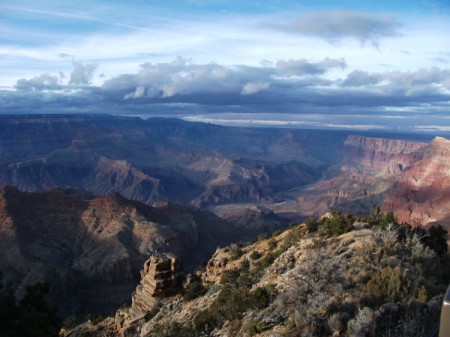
1;0;450;132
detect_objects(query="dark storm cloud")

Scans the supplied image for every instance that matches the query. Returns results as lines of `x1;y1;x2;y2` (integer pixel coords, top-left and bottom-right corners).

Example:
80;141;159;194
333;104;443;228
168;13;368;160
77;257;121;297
3;58;450;127
263;10;400;46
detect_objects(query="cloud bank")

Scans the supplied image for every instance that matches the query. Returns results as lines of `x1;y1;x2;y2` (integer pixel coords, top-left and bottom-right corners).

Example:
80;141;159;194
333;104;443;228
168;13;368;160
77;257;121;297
1;57;449;133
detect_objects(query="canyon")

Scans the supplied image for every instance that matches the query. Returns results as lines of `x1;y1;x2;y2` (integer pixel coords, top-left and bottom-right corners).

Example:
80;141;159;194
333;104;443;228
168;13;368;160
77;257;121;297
0;114;447;229
0;114;449;321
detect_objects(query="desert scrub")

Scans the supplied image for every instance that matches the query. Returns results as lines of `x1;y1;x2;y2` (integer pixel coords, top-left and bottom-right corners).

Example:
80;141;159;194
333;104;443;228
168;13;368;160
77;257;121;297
193;267;275;333
318;212;355;237
243;321;266;336
249;250;262;260
229;243;245;260
363;267;414;307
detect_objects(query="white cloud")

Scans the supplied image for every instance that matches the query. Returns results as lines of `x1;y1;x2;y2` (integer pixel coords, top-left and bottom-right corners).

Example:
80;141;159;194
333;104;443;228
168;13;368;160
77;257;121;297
69;61;97;85
241;82;270;95
124;85;146;99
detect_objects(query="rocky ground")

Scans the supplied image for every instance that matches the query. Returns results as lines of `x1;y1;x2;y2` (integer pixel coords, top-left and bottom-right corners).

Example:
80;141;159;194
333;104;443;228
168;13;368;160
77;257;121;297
64;212;449;337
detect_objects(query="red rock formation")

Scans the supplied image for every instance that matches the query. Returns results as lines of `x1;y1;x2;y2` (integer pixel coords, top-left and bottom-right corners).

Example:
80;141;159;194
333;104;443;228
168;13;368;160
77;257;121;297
383;137;450;229
344;135;426;172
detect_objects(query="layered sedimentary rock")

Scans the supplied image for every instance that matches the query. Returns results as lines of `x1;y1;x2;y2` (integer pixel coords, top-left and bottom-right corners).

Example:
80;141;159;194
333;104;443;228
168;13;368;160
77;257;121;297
344;135;426;172
277;135;448;228
130;254;181;316
383;137;450;228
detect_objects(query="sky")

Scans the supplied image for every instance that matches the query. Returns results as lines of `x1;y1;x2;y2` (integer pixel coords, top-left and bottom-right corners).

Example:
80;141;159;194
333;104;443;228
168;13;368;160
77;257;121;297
1;0;450;132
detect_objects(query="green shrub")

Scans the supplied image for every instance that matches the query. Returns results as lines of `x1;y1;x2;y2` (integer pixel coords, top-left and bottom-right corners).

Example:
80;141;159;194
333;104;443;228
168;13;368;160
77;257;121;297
318;212;355;237
267;238;277;251
250;286;275;309
249;251;262;260
243;321;265;336
379;212;397;229
255;251;281;271
193;309;217;333
305;217;319;232
364;267;413;307
195;269;275;333
366;207;397;229
183;279;206;301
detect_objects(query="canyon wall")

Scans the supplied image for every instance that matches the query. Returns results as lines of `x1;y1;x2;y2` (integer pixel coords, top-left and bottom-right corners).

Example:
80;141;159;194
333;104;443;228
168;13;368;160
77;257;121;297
0;187;236;316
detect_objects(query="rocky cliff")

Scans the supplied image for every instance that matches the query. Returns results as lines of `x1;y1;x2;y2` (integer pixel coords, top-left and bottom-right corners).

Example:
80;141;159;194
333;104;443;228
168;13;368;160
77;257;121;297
278;135;449;229
0;187;237;316
344;135;426;172
383;137;450;228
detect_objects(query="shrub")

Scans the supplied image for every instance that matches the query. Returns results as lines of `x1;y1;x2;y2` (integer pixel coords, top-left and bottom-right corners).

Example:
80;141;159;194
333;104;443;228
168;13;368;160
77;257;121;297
193;309;217;333
318;212;354;237
249;251;262;260
257;233;269;241
379;212;397;229
267;238;277;251
151;322;196;337
347;307;374;336
183;278;206;301
255;251;281;271
424;225;448;256
305;217;319;232
195;268;275;333
364;267;413;307
243;321;266;336
0;281;61;337
272;229;283;237
250;286;274;309
229;244;244;260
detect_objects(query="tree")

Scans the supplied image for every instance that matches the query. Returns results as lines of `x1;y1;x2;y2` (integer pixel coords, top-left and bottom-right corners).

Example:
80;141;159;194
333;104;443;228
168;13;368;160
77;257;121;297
0;279;61;337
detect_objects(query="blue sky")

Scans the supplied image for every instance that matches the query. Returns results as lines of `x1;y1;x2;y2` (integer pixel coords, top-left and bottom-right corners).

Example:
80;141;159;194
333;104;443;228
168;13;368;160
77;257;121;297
1;0;450;132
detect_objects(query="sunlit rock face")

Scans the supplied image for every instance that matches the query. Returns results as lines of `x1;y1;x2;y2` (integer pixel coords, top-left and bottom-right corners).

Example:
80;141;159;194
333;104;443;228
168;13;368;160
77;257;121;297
383;137;450;229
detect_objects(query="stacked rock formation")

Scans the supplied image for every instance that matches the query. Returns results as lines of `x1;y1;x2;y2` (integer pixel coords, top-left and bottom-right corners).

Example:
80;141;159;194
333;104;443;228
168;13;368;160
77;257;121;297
130;253;182;316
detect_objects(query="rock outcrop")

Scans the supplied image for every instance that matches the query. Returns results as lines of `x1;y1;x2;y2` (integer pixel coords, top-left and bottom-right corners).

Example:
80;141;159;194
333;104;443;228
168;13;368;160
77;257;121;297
114;254;182;337
130;254;181;316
